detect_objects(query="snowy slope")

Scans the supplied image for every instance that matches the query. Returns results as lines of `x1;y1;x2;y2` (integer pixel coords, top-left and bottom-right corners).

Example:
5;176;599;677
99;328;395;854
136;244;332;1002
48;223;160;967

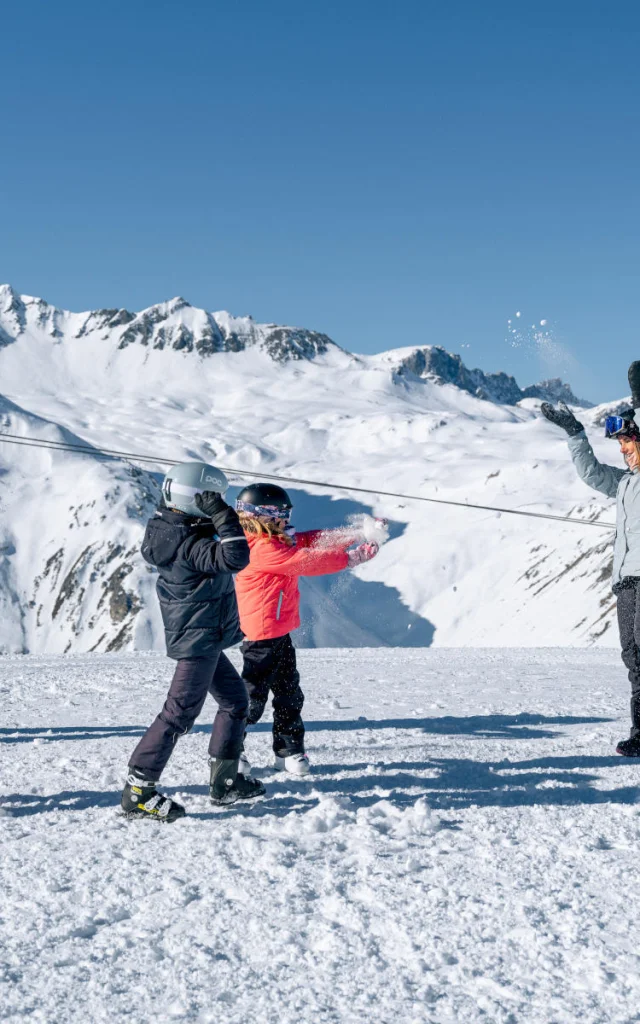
2;648;640;1023
0;393;164;653
0;285;629;651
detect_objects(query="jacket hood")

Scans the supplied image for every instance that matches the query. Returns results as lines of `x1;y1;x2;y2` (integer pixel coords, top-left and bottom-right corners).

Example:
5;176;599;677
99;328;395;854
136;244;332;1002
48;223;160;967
142;509;209;568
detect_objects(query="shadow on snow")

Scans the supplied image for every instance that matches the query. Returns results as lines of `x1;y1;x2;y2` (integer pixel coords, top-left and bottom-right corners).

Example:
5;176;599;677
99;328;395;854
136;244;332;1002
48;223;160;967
4;712;634;818
0;713;613;745
3;752;638;819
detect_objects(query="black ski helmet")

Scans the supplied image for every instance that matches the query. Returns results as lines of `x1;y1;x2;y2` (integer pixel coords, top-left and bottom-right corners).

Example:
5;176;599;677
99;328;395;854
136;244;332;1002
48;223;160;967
236;482;293;513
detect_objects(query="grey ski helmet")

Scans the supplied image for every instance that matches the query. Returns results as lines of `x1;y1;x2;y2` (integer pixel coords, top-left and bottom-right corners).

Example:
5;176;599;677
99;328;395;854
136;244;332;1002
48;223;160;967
162;461;229;516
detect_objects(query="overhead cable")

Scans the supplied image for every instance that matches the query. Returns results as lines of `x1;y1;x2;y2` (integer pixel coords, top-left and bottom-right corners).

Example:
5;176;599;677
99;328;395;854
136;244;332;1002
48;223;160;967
0;430;616;530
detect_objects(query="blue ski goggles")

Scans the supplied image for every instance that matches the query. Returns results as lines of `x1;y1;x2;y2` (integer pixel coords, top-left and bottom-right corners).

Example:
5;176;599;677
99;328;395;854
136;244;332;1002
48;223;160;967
605;415;640;439
605;415;627;438
236;500;292;522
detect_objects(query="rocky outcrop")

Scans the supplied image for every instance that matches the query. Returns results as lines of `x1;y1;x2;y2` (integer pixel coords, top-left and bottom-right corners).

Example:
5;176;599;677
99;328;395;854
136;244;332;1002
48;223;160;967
394;346;592;408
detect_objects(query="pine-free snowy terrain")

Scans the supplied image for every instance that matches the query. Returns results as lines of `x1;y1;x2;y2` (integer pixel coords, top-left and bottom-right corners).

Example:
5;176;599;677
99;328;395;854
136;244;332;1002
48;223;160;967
0;284;631;654
2;648;640;1023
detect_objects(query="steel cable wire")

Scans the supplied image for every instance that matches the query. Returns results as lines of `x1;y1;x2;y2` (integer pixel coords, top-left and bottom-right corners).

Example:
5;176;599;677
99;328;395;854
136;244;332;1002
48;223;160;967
0;430;616;530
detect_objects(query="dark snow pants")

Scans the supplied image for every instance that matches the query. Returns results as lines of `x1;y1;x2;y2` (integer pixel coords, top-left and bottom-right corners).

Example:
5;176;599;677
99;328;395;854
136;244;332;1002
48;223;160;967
616;580;640;738
241;634;305;755
129;654;249;781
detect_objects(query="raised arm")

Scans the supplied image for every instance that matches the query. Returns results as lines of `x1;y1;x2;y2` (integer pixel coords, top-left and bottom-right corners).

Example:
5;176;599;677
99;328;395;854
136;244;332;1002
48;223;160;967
186;492;250;574
566;433;625;498
541;402;624;499
295;528;358;550
250;537;349;577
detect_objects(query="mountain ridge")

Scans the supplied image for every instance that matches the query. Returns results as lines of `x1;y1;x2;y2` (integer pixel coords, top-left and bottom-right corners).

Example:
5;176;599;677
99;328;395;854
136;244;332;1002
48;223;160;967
0;284;588;405
388;345;592;408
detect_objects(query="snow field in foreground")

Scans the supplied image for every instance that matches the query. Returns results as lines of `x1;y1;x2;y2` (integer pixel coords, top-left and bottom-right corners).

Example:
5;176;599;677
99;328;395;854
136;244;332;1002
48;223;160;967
2;648;640;1024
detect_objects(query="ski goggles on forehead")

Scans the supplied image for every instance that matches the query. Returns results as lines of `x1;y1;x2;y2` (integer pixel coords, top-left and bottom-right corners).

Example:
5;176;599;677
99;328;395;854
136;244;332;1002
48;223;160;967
236;500;292;522
605;415;640;439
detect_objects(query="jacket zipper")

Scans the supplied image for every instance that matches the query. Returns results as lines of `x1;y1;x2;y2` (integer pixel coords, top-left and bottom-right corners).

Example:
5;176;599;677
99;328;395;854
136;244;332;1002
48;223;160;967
276;590;284;621
620;477;630;566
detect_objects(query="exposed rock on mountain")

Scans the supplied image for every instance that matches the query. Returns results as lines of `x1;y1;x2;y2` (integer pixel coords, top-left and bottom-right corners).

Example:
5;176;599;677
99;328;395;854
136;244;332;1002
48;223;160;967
392;345;592;408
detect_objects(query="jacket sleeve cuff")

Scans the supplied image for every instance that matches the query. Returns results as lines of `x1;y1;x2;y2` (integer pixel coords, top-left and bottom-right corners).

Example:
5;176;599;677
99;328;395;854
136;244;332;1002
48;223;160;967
567;429;587;445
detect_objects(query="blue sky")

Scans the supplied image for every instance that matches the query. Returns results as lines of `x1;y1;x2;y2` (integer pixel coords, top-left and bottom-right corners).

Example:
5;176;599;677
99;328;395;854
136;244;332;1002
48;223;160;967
1;0;639;402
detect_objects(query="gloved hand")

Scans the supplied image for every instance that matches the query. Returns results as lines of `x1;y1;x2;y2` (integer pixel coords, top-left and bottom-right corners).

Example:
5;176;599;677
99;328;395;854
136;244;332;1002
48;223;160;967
629;362;640;409
194;491;228;518
347;541;379;568
540;401;584;437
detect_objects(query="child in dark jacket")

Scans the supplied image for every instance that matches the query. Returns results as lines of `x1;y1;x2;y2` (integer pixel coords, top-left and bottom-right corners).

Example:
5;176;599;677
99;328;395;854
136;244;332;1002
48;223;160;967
121;462;265;822
234;483;380;776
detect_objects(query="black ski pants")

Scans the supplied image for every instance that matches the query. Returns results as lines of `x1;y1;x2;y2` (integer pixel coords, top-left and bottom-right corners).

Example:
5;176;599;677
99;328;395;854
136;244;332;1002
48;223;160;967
616;582;640;738
128;654;248;781
241;634;305;755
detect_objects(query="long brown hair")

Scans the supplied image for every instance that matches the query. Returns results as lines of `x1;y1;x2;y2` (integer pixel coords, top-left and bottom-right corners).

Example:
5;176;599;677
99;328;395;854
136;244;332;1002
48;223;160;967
238;512;295;545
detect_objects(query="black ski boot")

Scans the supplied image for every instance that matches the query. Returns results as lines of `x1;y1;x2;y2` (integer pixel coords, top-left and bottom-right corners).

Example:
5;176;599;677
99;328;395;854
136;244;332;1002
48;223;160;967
209;758;266;805
121;768;186;822
616;737;640;757
234;772;266;800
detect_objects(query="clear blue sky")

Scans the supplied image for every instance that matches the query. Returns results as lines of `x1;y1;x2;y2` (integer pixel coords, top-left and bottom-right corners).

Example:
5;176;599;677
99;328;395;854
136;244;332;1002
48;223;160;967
1;0;639;402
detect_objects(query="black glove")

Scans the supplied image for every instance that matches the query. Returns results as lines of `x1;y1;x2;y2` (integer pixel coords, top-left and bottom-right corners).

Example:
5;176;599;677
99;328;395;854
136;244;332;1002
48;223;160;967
540;401;584;437
629;361;640;409
194;491;228;518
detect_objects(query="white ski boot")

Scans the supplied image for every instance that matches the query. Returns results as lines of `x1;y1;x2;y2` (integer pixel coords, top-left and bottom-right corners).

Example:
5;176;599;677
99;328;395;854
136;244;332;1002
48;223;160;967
274;752;311;776
238;750;252;776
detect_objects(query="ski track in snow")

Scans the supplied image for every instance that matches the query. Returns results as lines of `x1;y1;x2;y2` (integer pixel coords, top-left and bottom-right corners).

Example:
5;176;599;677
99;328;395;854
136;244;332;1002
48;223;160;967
2;648;640;1023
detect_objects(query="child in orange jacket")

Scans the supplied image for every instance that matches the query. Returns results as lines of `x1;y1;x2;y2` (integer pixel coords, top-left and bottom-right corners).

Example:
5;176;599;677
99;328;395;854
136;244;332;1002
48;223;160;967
234;482;380;775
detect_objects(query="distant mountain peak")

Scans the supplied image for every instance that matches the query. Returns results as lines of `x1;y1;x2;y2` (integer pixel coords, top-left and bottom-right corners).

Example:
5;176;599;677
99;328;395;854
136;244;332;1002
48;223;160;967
0;285;343;365
391;345;592;408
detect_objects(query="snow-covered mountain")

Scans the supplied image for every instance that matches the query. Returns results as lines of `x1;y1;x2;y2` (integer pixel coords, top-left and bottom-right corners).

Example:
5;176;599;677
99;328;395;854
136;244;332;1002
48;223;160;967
376;344;591;407
0;285;337;363
0;284;628;652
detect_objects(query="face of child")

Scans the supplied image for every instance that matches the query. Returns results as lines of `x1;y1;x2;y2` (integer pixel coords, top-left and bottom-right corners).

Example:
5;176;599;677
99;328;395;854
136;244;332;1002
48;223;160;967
619;437;640;470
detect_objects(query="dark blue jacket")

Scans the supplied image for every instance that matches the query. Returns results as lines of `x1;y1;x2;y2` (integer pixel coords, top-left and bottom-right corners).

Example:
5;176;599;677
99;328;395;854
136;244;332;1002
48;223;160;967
141;505;250;659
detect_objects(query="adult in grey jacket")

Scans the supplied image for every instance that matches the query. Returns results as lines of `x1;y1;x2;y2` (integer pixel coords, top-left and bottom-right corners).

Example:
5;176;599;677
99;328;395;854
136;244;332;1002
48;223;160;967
121;463;266;822
542;361;640;756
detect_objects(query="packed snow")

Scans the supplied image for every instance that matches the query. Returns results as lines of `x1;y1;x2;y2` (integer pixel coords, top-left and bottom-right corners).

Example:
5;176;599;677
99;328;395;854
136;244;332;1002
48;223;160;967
2;648;640;1023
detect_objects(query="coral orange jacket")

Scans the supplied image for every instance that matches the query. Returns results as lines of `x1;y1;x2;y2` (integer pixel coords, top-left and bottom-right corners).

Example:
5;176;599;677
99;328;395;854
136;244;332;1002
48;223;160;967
235;530;350;641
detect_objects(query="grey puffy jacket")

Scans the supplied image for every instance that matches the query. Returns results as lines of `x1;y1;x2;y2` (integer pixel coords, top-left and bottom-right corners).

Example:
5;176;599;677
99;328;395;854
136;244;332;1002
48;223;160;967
567;430;640;588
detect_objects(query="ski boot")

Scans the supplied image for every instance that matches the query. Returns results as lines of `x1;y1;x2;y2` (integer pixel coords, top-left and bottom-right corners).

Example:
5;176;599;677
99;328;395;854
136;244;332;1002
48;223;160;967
121;768;186;822
274;751;311;776
208;758;266;805
616;737;640;757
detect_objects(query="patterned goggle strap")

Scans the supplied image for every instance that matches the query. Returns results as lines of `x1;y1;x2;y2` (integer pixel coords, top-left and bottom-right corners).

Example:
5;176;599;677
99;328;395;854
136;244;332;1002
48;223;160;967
605;414;640;440
236;500;292;522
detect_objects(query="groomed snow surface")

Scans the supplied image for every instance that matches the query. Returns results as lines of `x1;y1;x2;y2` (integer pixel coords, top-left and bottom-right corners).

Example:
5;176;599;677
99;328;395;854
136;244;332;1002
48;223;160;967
2;648;640;1024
